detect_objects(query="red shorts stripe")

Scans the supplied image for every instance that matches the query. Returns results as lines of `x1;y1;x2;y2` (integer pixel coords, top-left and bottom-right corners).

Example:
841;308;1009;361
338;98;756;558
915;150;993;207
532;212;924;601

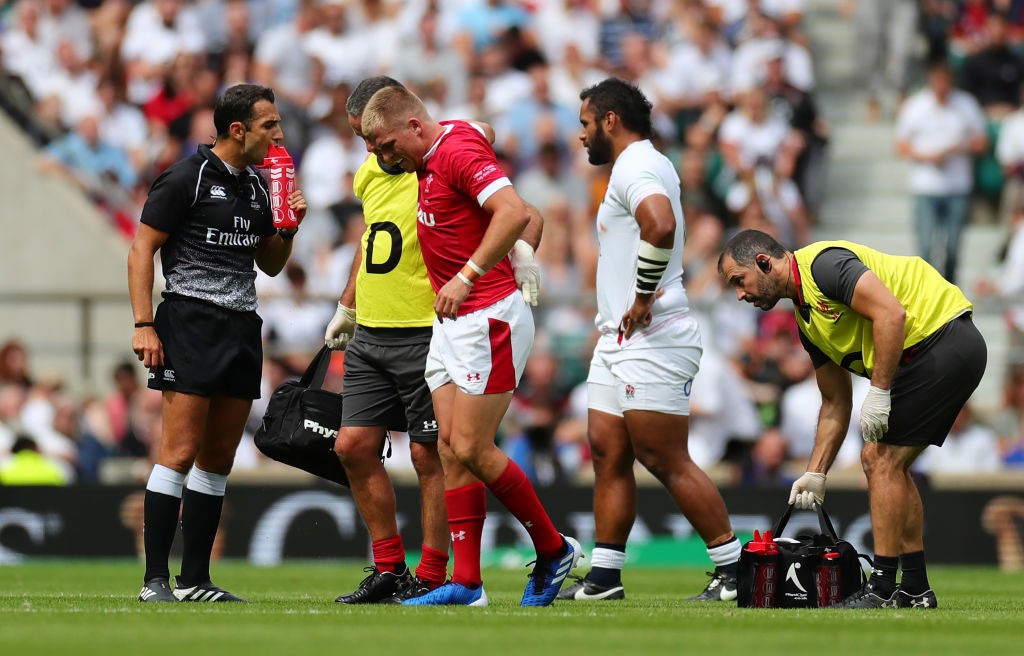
484;318;515;393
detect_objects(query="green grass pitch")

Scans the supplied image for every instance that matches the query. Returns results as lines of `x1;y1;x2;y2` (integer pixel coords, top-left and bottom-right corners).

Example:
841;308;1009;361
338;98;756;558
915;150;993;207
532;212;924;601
1;561;1022;656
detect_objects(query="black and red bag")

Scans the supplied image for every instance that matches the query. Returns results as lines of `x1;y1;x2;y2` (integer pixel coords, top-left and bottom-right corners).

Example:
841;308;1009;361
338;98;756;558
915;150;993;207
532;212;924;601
737;503;869;608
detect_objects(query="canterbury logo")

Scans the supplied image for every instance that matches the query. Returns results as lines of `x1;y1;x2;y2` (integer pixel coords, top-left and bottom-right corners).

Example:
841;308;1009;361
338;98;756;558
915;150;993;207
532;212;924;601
785;563;807;593
210;185;226;198
303;419;338;439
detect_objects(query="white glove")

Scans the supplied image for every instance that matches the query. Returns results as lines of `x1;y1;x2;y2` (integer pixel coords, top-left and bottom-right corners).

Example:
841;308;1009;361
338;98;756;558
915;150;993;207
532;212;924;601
325;302;356;350
511;239;540;307
860;385;891;443
788;471;826;510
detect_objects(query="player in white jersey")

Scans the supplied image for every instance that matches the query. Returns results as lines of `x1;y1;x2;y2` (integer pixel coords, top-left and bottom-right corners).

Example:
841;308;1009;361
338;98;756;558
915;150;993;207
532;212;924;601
558;78;741;603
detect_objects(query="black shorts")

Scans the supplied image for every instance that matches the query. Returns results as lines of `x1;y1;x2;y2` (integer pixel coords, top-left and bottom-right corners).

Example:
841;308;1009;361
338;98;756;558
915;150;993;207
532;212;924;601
148;296;263;399
886;313;987;447
341;326;438;443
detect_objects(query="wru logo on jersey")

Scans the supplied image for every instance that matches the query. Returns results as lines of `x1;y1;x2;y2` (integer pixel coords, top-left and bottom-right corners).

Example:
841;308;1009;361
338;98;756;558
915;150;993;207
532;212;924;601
417;207;435;227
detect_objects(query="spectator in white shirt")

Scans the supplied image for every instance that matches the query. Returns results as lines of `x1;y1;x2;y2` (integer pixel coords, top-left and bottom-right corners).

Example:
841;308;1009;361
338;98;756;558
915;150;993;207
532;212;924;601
2;1;63;102
718;86;809;245
689;347;762;469
896;59;988;283
995;84;1024;225
121;0;206;105
253;0;323;155
730;14;813;97
779;362;869;471
915;404;1002;474
37;0;94;62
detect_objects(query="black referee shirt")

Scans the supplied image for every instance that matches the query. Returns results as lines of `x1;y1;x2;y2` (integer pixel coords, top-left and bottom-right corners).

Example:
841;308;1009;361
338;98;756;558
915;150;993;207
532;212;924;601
140;144;275;312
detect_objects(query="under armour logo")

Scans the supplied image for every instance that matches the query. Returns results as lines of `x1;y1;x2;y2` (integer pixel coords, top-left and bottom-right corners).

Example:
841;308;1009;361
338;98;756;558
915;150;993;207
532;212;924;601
423;420;438;431
466;373;481;382
451;530;466;541
524;521;533;528
785;563;807;593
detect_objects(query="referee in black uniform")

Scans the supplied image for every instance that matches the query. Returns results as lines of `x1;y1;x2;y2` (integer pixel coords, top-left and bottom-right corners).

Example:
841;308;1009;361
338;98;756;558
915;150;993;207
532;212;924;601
128;84;306;602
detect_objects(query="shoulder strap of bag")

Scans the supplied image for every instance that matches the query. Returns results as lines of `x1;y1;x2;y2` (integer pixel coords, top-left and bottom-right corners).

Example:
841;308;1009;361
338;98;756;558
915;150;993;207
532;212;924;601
298;345;335;390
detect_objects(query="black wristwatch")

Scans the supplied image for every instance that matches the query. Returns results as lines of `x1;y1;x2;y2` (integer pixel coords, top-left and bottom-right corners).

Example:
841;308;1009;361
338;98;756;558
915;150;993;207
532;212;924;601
277;228;297;240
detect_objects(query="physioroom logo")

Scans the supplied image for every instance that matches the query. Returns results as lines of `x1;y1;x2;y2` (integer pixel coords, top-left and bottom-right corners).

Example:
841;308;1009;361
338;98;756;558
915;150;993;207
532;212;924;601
786;562;808;593
303;419;338;440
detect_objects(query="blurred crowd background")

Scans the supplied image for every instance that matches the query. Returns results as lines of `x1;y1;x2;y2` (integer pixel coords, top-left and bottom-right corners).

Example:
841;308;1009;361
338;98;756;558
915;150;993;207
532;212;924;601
2;0;1024;488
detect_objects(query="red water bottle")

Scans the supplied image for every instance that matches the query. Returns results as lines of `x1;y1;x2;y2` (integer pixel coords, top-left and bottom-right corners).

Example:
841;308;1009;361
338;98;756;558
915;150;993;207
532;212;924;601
816;551;842;607
258;144;297;228
746;530;779;608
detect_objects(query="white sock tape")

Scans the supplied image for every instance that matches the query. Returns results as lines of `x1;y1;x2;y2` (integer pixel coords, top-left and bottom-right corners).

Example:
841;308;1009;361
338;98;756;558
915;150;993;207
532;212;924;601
186;466;228;497
146;464;186;498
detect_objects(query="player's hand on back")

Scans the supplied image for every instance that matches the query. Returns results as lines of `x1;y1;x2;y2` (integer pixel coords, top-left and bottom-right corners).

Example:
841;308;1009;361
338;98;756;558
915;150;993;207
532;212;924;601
132;326;164;369
435;276;472;321
619;289;664;339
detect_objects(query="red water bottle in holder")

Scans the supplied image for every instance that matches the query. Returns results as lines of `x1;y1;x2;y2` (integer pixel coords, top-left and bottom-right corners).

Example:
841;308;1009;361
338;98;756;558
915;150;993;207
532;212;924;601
746;530;779;608
816;551;842;607
258;144;297;229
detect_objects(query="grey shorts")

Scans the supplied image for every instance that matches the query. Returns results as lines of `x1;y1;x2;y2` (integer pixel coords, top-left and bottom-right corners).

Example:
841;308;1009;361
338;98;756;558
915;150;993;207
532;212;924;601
886;313;986;447
341;326;438;443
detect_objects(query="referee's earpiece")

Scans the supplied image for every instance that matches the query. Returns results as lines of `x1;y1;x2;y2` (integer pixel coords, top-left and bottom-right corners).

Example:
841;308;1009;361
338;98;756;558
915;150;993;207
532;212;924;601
756;255;772;274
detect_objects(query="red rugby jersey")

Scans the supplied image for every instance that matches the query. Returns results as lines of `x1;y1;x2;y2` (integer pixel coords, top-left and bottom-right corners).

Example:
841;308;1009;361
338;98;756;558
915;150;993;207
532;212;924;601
416;121;518;314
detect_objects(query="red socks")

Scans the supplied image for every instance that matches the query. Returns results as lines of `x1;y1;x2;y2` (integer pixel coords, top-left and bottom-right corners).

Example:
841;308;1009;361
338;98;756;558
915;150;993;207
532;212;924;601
446;482;486;586
443;462;564;586
371;535;405;573
374;536;447;588
415;545;449;588
487;460;564;559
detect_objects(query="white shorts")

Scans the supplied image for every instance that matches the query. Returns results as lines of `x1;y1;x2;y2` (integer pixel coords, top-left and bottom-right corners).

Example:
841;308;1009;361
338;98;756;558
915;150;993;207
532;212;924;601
586;313;702;416
424;292;534;395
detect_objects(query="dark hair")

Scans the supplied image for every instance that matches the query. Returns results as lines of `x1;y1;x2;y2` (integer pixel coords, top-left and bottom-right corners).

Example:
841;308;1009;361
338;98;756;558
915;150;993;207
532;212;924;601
718;229;788;273
579;78;653;138
11;434;39;454
926;57;953;76
213;84;275;137
346;75;403;117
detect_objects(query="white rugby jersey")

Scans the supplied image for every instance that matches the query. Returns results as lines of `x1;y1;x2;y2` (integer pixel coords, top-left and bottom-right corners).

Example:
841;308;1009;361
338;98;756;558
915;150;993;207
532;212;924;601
594;139;689;338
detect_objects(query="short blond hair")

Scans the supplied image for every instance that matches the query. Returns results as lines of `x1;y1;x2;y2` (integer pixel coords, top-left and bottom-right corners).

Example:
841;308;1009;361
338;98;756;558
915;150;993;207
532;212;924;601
361;86;430;136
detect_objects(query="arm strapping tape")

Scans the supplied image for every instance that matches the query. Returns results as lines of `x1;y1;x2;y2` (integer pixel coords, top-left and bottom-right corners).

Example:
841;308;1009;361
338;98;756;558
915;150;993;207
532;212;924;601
636;240;672;294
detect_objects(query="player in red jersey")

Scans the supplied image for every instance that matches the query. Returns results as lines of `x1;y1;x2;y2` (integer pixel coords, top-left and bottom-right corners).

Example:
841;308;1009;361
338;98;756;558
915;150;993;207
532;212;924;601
361;85;581;607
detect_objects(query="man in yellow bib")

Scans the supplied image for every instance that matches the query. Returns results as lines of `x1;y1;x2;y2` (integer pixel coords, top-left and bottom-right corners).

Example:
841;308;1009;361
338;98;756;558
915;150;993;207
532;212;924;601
718;229;986;609
324;77;450;603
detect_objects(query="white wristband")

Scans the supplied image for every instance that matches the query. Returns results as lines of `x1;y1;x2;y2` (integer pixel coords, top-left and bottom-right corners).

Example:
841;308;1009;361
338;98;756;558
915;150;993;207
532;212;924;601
456;272;474;287
636;240;672;294
466;259;486;276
